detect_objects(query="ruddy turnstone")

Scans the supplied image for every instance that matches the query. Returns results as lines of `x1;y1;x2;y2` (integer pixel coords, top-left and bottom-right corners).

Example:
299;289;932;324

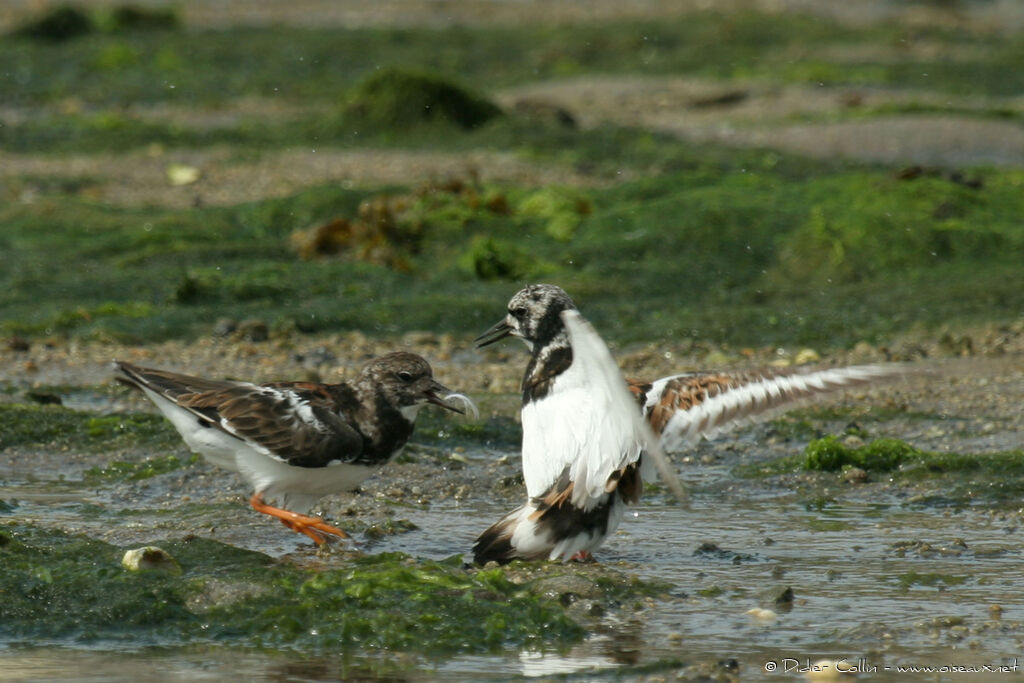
472;284;902;564
113;352;474;546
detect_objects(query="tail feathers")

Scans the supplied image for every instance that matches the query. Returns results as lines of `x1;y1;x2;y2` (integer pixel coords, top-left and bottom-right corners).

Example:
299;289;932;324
112;360;148;391
472;491;624;565
112;360;242;401
472;506;525;565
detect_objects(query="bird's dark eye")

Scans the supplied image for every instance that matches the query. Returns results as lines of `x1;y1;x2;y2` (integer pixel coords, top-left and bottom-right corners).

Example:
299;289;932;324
397;371;414;382
510;307;527;319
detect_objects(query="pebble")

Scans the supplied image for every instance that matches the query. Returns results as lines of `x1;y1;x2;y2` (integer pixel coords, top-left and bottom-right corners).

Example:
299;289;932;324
121;546;181;574
795;348;820;364
805;659;854;681
842;466;868;484
841;434;864;448
745;607;777;622
234;319;269;342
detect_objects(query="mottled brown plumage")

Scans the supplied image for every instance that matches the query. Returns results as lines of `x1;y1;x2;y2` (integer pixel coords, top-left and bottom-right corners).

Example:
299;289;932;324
114;352;468;546
473;284;904;565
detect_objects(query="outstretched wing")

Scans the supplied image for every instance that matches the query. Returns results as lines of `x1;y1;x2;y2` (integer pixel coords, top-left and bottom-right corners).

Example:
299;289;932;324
115;362;365;468
561;311;686;504
631;365;904;453
518;311;683;510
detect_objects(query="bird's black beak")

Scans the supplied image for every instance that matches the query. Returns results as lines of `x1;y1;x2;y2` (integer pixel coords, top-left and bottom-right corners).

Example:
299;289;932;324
475;319;513;348
423;381;466;414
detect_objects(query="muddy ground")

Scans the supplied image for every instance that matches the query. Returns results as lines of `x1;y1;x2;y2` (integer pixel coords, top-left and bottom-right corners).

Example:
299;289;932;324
3;325;1023;550
3;0;1023;678
2;328;1023;680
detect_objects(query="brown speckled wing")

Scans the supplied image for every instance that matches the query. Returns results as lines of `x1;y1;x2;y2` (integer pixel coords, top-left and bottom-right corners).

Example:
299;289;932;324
637;373;755;436
629;365;902;451
177;382;365;469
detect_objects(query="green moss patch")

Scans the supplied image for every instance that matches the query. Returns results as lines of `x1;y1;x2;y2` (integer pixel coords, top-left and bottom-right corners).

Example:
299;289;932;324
5;11;1024;109
736;435;1024;506
414;412;521;450
4;157;1023;348
0;525;588;655
85;454;198;482
10;3;179;42
0;403;181;453
340;68;503;133
802;436;920;472
895;571;970;592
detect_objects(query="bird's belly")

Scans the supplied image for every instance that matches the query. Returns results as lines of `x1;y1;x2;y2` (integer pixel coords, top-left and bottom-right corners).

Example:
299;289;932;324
235;449;376;513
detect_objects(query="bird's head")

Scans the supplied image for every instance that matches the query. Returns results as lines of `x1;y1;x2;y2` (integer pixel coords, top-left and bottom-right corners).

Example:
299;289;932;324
475;284;577;352
360;352;474;418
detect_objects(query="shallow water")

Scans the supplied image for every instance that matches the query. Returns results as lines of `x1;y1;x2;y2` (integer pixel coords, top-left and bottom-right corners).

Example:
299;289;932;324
4;449;1023;681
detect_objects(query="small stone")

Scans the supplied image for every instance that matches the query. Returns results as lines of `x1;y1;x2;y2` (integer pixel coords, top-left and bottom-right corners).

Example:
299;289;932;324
534;574;602;601
745;607;778;622
775;586;795;606
5;336;30;352
166;163;200;186
842;466;868;484
794;348;820;365
989;604;1003;618
841;434;864;449
851;341;876;359
121;546;180;574
213;318;238;337
186;578;270;613
806;659;854;681
234;319;269;342
26;391;62;406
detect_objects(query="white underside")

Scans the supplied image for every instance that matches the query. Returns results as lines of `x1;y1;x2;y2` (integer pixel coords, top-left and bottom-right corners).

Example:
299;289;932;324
140;387;376;512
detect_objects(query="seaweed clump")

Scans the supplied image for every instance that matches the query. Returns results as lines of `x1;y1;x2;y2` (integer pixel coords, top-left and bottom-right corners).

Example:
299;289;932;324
11;5;94;42
0;526;584;654
10;4;179;41
342;68;503;131
802;435;920;472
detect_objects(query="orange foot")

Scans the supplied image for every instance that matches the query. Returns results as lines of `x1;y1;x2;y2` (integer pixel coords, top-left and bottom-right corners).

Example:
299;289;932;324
249;492;349;547
569;550;595;563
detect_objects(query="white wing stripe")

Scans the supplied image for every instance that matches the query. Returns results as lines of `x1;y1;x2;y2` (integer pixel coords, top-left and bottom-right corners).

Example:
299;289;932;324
659;365;902;452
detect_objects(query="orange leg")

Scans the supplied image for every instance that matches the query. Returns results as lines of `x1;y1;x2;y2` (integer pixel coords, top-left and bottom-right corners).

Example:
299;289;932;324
249;493;349;547
569;550;595;563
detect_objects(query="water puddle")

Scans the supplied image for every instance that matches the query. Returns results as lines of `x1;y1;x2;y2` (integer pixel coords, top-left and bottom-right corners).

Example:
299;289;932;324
3;445;1023;679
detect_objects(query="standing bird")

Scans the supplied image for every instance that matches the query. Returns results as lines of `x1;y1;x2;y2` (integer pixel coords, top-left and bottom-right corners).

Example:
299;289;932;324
113;352;473;546
473;284;902;564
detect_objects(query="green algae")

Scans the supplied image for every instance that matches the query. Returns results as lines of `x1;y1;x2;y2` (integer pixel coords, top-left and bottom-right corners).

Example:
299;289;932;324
415;412;521;450
4;10;1023;111
85;454;199;482
5;159;1023;348
0;403;182;453
697;585;725;598
802;436;920;472
339;68;503;132
895;571;970;592
0;524;587;655
735;435;1024;506
800;437;1024;480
